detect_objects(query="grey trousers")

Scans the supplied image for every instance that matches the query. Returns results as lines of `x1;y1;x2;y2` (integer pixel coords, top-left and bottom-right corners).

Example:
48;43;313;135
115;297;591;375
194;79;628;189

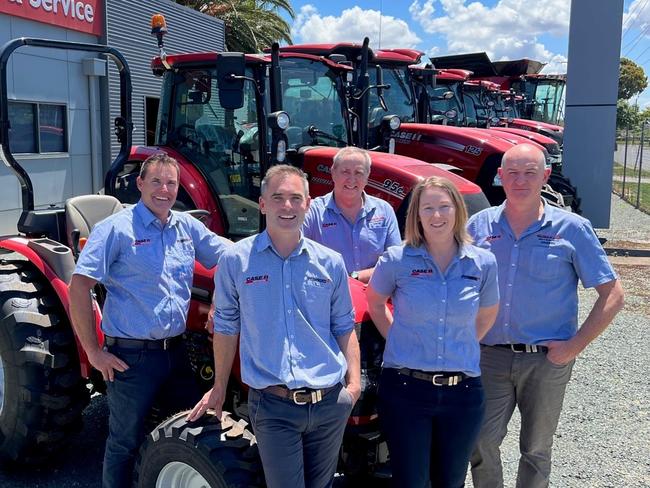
470;345;574;488
248;384;354;488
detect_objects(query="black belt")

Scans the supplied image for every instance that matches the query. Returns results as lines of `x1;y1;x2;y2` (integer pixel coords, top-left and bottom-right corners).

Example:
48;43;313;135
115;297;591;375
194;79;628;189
262;385;338;405
491;343;548;353
104;335;183;351
397;368;467;386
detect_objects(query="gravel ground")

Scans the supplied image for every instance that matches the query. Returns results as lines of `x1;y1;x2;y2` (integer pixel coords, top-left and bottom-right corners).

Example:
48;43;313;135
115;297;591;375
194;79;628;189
1;195;648;488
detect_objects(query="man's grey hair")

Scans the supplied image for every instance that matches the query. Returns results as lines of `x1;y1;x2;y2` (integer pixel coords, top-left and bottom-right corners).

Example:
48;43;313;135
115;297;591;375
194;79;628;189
332;146;372;173
260;165;309;197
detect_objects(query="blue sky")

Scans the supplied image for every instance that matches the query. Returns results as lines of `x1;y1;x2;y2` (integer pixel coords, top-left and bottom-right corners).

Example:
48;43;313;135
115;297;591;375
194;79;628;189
285;0;650;106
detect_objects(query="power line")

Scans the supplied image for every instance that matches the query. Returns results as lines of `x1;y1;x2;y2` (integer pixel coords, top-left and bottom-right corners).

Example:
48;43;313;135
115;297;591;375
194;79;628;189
633;43;650;63
622;0;650;40
623;22;650;56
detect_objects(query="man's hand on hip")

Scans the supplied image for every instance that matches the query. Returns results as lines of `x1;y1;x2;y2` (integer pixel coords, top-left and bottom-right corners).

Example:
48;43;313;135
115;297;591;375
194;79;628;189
545;340;579;366
87;349;129;382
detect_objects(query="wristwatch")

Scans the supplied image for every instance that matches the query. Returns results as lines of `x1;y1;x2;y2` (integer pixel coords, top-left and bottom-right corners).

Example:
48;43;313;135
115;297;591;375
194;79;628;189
350;271;359;280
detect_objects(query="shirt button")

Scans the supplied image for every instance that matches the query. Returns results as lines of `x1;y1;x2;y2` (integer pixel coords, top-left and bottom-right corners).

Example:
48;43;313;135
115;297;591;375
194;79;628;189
439;318;443;322
442;299;446;303
511;263;515;267
437;355;442;359
506;303;510;307
438;336;443;340
508;283;513;287
514;244;518;248
287;310;292;314
505;323;509;327
285;284;290;288
442;281;446;285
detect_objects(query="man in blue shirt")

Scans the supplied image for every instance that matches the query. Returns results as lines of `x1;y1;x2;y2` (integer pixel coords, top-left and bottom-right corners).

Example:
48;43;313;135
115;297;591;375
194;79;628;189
69;154;230;488
189;164;361;488
468;144;624;488
303;146;401;283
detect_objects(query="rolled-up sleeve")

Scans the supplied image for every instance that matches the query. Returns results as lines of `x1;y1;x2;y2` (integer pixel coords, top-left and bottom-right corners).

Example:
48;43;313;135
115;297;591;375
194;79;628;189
213;251;241;335
572;221;617;289
329;256;355;338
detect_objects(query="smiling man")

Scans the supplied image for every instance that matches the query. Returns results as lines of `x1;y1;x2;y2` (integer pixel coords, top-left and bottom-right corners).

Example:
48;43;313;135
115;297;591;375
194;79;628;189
68;153;230;488
189;164;361;488
467;144;624;488
303;146;401;283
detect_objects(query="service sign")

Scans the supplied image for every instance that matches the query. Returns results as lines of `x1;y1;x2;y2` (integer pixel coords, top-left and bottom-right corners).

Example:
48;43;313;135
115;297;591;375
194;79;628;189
1;0;103;37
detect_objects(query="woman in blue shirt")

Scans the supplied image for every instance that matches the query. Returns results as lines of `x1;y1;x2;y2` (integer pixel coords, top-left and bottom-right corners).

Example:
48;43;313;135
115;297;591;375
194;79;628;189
367;176;500;487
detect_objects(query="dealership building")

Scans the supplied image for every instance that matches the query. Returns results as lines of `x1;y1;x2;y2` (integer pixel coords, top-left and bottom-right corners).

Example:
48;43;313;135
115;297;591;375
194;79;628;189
0;0;225;233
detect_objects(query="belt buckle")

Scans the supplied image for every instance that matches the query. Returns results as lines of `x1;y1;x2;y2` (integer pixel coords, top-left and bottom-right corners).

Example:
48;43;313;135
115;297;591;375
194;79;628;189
292;389;309;405
431;374;445;386
163;338;171;350
510;344;524;353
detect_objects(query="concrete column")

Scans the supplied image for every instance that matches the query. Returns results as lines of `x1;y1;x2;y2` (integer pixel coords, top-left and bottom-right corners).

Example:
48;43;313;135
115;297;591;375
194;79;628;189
562;0;624;227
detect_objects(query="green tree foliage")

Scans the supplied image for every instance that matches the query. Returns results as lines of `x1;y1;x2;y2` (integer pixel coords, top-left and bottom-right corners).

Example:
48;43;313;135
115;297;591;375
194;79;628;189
176;0;294;53
617;99;641;130
618;58;648;100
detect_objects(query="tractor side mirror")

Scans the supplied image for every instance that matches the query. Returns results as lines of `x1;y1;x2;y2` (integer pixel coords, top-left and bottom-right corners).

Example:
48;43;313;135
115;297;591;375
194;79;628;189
216;53;246;110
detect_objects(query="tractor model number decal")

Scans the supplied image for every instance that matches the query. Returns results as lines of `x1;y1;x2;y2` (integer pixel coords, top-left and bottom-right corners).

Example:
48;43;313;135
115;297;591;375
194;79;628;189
382;179;406;197
464;145;483;156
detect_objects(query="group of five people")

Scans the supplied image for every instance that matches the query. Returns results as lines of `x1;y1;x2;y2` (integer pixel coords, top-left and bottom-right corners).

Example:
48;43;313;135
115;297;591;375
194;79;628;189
69;144;623;488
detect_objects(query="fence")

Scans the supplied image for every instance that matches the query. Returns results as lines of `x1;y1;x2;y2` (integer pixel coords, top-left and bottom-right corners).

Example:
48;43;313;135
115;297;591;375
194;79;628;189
613;125;650;214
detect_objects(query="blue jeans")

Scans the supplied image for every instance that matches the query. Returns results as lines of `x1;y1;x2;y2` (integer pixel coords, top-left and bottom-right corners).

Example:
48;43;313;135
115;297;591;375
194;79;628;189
470;345;574;488
378;368;485;488
103;341;199;488
248;384;354;488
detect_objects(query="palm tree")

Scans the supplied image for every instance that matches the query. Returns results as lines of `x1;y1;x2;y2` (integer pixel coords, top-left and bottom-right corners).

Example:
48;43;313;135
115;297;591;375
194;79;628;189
176;0;294;52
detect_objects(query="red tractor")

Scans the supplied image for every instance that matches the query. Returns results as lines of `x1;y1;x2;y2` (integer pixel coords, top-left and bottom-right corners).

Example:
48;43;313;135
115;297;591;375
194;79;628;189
431;51;566;142
275;41;574;209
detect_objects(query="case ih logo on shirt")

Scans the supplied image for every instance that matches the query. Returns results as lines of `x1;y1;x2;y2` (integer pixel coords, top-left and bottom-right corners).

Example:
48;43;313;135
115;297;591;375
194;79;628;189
368;216;386;228
485;234;501;242
322;222;337;228
245;275;269;285
411;268;433;276
133;239;151;247
1;0;103;36
178;237;192;244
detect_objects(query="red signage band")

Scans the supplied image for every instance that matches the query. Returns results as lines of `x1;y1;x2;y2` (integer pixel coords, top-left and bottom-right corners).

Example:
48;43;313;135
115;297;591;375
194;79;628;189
1;0;104;37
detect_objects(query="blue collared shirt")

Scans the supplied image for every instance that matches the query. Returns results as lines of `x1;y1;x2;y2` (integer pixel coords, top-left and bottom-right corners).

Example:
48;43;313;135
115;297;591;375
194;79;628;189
303;191;401;273
74;200;230;339
369;244;499;376
213;231;355;390
467;201;617;345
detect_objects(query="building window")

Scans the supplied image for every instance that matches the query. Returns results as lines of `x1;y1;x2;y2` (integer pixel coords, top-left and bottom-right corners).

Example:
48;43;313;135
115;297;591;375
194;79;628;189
8;102;67;154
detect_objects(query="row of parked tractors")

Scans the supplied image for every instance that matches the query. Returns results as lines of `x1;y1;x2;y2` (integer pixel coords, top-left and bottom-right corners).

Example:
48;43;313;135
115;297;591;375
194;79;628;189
0;15;575;486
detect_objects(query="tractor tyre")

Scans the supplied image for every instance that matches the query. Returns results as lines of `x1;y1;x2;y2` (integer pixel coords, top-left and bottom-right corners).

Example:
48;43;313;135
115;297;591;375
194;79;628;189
548;172;582;214
134;410;264;488
475;155;506;205
0;252;89;463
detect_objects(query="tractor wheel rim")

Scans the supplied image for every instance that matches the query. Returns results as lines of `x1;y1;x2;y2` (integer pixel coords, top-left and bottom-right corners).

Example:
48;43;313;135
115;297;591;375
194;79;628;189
0;353;5;415
156;461;211;488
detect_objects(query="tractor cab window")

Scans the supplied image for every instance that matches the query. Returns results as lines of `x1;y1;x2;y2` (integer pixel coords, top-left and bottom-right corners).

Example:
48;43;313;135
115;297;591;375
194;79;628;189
463;93;478;127
279;58;347;150
427;83;463;125
368;66;416;128
167;68;261;239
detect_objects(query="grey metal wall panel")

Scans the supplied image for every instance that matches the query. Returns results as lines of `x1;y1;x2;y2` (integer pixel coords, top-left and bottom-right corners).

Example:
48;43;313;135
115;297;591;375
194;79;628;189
106;0;225;165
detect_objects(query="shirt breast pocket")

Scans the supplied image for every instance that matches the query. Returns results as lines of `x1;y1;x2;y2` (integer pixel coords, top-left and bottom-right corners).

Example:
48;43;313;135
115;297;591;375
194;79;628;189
531;247;563;280
368;225;389;247
301;282;332;323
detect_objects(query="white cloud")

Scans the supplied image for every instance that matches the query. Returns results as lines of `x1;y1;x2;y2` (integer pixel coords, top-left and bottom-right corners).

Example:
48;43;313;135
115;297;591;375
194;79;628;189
410;0;569;68
291;5;421;49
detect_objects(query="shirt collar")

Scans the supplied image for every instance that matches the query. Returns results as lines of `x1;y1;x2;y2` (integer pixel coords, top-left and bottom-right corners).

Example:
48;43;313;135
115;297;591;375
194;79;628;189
135;200;177;228
404;242;475;260
325;191;376;219
495;198;554;230
254;230;309;257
